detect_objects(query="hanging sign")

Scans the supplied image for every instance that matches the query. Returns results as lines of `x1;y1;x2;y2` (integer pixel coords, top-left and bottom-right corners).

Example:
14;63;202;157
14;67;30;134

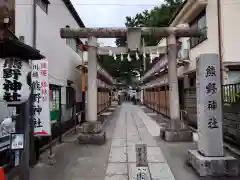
0;58;31;104
10;133;24;150
32;60;51;136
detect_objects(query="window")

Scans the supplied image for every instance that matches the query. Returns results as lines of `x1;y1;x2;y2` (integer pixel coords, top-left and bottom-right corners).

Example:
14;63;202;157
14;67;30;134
49;86;61;123
190;10;207;48
189;77;196;87
66;86;76;109
36;0;49;14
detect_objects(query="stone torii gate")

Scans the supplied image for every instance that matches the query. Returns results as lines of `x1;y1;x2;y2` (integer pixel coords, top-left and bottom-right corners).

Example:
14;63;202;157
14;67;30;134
60;27;201;143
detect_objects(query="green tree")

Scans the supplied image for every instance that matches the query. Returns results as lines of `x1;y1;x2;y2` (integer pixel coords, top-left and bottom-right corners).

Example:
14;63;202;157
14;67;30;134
116;0;183;46
102;0;183;85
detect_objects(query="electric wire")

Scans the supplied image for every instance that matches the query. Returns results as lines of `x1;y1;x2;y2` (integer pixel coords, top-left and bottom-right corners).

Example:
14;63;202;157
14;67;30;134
15;1;239;6
16;3;162;7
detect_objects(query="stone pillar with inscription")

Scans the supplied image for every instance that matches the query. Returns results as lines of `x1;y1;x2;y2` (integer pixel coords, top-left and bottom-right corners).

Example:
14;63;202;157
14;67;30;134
77;36;106;145
187;54;238;177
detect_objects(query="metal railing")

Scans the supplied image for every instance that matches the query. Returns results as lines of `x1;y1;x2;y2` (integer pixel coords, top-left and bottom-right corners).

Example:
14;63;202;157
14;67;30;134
222;83;240;104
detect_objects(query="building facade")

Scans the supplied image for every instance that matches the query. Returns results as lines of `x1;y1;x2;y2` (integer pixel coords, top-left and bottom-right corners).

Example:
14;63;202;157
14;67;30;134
141;0;240;146
15;0;85;124
152;0;240;87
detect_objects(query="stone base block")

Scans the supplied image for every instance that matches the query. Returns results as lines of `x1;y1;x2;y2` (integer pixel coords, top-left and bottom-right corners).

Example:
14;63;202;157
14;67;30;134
164;129;192;142
187;150;239;177
77;131;106;145
159;126;167;139
79;121;102;134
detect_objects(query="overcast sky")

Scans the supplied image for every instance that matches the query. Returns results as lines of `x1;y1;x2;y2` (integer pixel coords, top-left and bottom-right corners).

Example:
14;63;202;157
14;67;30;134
71;0;164;46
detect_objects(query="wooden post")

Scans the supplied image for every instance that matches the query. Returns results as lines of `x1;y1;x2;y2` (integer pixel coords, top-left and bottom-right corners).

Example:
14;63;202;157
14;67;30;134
81;67;87;122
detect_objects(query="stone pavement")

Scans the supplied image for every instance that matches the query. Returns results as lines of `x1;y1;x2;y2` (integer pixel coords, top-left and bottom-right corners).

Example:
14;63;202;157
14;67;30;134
27;104;119;180
25;102;240;180
105;102;175;180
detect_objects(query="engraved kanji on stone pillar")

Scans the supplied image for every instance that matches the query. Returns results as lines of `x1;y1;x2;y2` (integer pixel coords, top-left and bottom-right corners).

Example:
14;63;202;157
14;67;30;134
196;54;224;157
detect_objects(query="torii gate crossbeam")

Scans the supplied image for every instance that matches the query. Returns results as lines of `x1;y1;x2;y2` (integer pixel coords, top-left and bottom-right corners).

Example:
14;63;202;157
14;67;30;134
60;27;201;38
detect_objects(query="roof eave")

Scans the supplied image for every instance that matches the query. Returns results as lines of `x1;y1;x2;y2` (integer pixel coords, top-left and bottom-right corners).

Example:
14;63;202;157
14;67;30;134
62;0;85;28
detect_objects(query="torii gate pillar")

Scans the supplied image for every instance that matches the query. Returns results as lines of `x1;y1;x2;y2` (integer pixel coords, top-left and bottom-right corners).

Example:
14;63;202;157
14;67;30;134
164;33;192;142
87;36;98;122
77;36;106;145
167;34;180;125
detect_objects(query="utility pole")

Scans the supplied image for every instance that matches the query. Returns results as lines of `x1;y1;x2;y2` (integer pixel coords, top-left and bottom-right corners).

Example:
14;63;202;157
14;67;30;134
140;38;146;104
29;0;38;167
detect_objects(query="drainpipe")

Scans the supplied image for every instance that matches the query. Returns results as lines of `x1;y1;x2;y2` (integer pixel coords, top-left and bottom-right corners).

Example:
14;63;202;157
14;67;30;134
217;0;225;131
33;0;37;48
217;0;223;84
29;0;37;166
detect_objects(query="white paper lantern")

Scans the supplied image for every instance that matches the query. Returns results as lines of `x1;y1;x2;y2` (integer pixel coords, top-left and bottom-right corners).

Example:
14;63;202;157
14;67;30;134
0;58;31;105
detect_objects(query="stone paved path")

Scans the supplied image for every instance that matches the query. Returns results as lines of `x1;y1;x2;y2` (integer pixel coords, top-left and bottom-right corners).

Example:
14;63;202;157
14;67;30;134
28;104;119;180
140;105;240;180
28;102;175;180
105;102;175;180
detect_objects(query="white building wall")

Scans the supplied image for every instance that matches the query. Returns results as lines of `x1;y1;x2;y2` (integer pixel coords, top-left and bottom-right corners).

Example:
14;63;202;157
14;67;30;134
15;0;83;105
15;0;34;47
221;0;240;63
177;0;219;77
177;0;240;82
153;0;240;86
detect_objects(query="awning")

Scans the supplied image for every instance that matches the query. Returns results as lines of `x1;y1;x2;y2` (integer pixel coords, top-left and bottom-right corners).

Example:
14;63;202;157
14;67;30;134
0;39;45;60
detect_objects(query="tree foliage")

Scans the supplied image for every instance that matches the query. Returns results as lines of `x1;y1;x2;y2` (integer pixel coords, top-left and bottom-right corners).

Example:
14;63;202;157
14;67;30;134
116;0;183;46
101;0;183;85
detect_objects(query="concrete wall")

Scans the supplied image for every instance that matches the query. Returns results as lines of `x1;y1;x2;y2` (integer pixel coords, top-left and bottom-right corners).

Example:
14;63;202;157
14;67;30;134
221;0;240;63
